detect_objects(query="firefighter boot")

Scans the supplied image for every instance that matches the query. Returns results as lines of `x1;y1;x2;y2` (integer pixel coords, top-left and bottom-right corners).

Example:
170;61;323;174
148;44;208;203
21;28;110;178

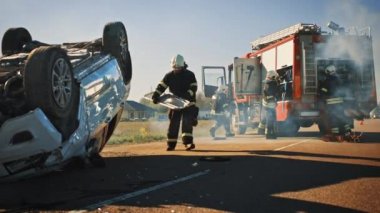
182;134;195;151
185;143;195;151
266;134;277;139
266;128;277;139
166;142;176;151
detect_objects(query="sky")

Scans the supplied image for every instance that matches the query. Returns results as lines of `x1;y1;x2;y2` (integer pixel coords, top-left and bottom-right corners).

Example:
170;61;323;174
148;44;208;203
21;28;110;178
1;0;379;101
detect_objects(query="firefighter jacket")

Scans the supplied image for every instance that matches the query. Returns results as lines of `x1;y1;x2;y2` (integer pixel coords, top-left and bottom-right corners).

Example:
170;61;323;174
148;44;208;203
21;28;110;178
262;79;279;109
153;69;197;103
211;92;228;114
319;75;343;105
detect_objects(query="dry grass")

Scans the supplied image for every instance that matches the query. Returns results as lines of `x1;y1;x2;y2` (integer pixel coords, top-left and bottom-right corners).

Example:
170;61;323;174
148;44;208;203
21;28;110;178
109;120;221;144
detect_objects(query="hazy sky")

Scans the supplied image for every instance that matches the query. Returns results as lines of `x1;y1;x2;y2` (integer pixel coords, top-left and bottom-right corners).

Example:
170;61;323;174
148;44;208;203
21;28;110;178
1;0;379;101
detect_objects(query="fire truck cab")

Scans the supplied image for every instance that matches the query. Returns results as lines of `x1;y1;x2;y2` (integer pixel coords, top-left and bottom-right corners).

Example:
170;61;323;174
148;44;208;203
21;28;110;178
202;22;377;135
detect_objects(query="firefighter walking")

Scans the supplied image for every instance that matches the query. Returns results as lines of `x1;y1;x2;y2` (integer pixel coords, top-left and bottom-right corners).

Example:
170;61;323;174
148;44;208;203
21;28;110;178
152;54;198;151
209;85;235;138
262;70;280;139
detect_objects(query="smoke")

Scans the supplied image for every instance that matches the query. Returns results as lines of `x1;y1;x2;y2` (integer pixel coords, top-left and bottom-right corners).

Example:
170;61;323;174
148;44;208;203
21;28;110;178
325;0;380;103
316;35;372;67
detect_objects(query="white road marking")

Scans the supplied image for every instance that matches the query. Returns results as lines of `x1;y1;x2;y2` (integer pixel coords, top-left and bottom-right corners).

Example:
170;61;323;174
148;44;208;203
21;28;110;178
72;169;210;212
274;139;310;151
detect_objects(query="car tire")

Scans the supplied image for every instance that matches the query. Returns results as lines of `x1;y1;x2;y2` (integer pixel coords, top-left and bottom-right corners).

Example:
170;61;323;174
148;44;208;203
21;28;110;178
102;21;132;84
1;27;32;56
24;46;79;140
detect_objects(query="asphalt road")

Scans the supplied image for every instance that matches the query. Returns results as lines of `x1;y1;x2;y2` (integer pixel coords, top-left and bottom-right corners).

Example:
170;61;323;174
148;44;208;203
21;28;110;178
0;120;379;213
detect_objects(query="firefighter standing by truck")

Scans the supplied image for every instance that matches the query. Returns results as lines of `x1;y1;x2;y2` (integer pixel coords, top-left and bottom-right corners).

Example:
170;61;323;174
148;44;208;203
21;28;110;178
152;54;198;151
262;70;280;139
319;65;350;142
209;85;235;138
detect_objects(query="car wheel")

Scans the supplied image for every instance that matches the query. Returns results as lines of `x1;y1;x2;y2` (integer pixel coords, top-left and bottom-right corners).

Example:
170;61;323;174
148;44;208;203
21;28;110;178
24;46;79;140
102;21;132;84
1;27;32;56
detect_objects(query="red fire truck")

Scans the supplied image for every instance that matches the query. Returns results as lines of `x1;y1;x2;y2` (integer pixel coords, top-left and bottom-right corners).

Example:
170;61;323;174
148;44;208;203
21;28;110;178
202;22;377;135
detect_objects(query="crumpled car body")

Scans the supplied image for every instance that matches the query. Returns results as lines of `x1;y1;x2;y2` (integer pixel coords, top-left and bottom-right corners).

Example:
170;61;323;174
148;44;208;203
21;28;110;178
0;22;131;181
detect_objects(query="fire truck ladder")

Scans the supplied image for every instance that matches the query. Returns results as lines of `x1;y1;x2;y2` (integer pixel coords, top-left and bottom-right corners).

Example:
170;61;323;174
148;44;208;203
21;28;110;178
302;42;317;94
250;23;321;50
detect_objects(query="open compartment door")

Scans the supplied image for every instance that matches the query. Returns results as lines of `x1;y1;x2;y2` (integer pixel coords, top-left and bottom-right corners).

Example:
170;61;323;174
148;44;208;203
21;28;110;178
202;66;226;98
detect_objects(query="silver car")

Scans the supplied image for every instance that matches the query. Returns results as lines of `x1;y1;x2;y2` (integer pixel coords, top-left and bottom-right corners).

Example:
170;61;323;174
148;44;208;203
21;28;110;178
0;22;132;180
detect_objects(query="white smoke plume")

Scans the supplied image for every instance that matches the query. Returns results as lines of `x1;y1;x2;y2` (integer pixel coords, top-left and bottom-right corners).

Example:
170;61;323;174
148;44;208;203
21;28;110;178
316;35;372;67
325;0;380;103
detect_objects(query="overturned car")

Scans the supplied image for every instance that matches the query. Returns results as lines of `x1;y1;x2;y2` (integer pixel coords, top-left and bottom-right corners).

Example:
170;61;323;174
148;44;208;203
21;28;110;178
0;22;132;180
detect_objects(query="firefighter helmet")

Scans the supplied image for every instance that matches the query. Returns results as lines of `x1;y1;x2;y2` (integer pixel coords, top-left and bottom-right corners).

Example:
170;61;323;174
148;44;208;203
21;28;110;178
266;70;278;79
325;65;336;75
171;54;185;69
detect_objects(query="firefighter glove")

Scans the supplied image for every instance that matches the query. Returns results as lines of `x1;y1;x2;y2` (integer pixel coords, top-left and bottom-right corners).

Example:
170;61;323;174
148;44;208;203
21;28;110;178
152;94;159;104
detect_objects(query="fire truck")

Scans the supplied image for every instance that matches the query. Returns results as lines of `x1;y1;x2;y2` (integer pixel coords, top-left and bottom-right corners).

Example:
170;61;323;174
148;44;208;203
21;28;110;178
202;22;377;135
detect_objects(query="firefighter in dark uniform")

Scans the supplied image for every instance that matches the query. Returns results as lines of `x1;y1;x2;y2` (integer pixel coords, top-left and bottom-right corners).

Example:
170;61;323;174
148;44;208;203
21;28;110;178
319;65;347;142
209;85;235;138
152;54;198;151
262;70;280;139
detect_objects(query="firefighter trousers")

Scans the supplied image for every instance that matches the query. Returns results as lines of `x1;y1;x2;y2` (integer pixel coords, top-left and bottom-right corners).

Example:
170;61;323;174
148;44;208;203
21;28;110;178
326;102;351;135
265;107;277;138
211;114;232;136
167;106;196;148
